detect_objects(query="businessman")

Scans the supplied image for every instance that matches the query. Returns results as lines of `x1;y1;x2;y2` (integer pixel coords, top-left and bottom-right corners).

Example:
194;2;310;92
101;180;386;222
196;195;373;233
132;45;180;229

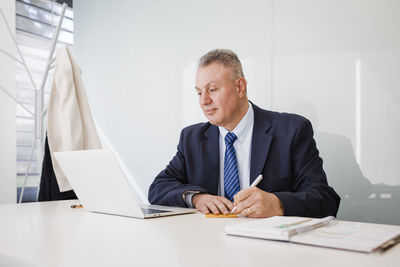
148;49;340;218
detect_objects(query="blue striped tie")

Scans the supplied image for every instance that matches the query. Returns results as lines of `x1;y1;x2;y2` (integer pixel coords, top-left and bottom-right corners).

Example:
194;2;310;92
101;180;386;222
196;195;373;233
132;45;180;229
224;132;240;202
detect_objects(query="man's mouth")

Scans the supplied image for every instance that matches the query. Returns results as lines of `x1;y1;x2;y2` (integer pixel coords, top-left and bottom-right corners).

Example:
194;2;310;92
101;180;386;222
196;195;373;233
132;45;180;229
204;108;217;115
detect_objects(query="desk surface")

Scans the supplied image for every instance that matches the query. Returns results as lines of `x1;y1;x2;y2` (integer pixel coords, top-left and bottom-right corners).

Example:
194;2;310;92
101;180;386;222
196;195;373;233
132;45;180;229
0;200;399;267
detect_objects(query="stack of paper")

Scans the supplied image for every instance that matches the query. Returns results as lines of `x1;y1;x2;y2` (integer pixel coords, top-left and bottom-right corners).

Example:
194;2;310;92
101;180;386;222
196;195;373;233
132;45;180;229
225;216;400;253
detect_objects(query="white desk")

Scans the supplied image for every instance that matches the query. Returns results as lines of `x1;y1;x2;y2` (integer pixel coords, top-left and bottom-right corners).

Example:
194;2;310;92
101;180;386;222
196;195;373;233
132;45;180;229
0;200;399;267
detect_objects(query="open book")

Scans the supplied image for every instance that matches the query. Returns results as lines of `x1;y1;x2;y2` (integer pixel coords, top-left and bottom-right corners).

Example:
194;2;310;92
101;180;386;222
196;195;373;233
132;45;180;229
225;216;400;253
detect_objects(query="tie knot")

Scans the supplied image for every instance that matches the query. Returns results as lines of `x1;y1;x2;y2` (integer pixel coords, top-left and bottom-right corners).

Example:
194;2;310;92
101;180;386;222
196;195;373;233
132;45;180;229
225;132;237;146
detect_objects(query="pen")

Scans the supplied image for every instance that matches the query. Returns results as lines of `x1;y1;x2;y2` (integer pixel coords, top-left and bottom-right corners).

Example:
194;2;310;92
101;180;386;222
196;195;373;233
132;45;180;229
230;174;263;214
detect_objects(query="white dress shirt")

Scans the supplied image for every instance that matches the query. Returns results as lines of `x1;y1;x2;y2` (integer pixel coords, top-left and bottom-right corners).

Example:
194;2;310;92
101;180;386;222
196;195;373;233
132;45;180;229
218;103;254;196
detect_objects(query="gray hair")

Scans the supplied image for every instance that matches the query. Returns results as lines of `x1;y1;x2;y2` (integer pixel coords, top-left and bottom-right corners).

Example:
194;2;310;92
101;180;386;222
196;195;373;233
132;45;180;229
198;49;244;80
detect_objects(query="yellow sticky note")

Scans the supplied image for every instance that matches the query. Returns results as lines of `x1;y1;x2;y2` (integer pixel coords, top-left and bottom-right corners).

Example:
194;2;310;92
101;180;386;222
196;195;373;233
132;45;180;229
205;214;238;218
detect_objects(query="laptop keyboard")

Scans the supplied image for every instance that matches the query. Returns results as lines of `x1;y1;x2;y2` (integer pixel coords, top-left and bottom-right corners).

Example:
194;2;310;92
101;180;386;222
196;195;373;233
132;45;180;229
141;208;170;214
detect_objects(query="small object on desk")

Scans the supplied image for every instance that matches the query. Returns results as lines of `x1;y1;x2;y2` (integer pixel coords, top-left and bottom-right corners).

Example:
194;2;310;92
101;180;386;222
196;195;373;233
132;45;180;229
231;174;263;214
206;214;238;218
71;204;83;209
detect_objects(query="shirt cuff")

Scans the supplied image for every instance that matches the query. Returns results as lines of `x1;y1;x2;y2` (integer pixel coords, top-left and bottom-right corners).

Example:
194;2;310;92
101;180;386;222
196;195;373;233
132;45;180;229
183;190;200;208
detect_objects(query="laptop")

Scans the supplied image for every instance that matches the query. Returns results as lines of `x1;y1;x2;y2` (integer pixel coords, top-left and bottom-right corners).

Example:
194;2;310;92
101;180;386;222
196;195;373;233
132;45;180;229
53;149;196;219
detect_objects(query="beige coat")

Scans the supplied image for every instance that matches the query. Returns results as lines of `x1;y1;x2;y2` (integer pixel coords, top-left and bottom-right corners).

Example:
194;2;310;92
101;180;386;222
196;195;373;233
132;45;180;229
47;46;102;192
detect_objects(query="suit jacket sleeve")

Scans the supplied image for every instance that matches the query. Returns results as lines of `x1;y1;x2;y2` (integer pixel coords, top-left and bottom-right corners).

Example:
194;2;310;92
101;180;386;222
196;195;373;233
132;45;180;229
148;129;211;207
273;119;340;217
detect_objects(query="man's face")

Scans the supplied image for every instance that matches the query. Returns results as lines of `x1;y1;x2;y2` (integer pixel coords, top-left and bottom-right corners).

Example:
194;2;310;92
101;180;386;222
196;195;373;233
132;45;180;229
195;62;246;130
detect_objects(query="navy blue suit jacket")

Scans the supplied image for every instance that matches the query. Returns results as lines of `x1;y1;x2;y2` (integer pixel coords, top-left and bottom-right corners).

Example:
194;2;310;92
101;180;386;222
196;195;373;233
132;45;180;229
148;103;340;217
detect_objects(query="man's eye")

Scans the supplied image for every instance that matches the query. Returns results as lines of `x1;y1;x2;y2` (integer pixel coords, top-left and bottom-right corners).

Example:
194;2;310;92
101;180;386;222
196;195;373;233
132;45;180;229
210;88;217;92
196;92;201;95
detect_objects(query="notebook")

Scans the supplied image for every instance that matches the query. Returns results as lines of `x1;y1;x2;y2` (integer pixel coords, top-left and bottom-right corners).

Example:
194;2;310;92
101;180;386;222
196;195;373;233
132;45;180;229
53;149;196;219
225;216;400;253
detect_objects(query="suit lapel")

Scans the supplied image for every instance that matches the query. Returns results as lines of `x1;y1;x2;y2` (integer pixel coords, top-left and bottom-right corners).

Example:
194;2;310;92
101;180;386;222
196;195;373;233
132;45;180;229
250;104;273;184
202;124;220;195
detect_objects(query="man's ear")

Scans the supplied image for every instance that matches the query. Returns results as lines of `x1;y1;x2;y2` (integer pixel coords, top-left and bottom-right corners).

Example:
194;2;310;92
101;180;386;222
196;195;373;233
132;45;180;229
237;77;247;97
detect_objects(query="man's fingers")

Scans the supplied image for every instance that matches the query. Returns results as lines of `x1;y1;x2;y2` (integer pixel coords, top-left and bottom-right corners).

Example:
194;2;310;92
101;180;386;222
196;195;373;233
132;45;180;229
206;202;220;214
235;196;255;215
241;206;255;217
198;205;210;215
213;198;232;215
214;202;228;215
220;197;235;212
233;187;253;205
195;195;235;215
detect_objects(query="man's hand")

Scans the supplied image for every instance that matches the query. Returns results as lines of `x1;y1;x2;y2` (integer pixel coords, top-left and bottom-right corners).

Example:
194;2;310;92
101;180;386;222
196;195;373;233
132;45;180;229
192;193;234;215
233;187;284;218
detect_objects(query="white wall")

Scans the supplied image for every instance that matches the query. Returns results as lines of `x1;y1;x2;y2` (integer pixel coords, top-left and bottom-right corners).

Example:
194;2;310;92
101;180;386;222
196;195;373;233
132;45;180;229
0;0;16;203
75;0;400;224
273;0;400;224
74;0;272;203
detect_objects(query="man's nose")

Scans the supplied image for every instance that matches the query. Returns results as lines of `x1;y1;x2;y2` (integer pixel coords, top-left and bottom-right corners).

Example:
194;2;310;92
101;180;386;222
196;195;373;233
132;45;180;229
200;92;212;106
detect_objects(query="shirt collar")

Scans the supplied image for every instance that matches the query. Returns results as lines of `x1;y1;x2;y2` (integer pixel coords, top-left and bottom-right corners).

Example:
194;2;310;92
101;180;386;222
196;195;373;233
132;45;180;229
219;103;254;143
